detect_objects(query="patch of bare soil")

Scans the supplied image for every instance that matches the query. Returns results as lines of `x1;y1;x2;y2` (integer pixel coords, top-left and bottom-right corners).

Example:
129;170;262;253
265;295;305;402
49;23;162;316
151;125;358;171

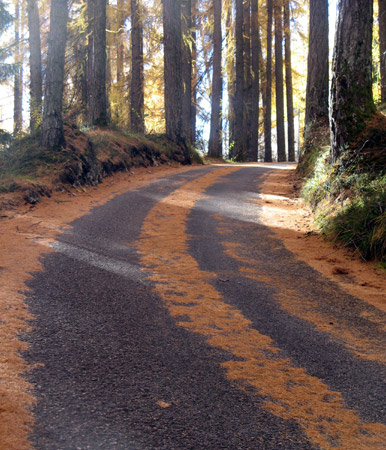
257;168;386;315
0;163;202;450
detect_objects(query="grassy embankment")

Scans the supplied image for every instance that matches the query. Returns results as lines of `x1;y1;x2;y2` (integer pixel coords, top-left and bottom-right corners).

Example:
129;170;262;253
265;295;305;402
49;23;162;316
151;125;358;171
297;113;386;264
0;124;203;208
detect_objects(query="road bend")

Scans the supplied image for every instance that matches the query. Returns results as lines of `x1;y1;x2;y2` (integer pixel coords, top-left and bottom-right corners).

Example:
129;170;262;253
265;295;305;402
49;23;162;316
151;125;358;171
25;164;386;450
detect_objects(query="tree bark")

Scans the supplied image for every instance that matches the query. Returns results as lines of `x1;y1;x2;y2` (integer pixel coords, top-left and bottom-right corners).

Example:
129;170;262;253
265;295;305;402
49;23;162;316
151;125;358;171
330;0;375;162
274;0;285;161
191;0;197;145
208;0;222;158
116;0;124;83
225;0;235;157
305;0;329;126
42;0;68;150
264;0;273;162
284;0;295;161
163;0;189;159
380;0;386;104
41;0;68;149
250;0;260;162
27;0;42;131
244;0;253;160
13;0;22;135
182;0;192;143
234;0;244;160
130;0;144;133
88;0;108;126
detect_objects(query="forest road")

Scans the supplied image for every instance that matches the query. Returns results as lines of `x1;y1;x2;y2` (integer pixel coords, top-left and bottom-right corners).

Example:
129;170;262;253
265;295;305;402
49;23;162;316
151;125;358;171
25;164;386;450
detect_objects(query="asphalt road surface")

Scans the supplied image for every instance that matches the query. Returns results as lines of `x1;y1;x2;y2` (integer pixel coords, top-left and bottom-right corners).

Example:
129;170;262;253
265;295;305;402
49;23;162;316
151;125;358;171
25;165;386;450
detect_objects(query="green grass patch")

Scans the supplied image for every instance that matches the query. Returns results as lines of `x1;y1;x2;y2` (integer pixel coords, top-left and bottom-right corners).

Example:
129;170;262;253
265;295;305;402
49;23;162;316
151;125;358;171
299;116;386;263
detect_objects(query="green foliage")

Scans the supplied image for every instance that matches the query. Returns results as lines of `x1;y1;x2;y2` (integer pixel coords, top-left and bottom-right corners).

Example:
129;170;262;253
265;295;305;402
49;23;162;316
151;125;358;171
300;124;386;263
188;145;205;164
321;184;386;261
0;0;12;32
0;132;64;178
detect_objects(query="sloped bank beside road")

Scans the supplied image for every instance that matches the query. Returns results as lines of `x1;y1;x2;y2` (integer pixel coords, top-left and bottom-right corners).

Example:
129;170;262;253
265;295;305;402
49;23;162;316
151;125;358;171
0;125;201;209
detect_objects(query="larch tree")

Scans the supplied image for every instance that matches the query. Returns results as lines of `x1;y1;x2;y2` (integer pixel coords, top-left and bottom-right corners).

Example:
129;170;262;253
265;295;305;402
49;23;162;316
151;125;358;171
116;0;125;83
182;0;192;143
88;0;108;126
284;0;294;161
244;0;252;160
225;0;235;155
305;0;328;126
41;0;68;149
330;0;375;162
208;0;222;157
163;0;190;162
27;0;42;131
130;0;144;133
274;0;285;161
380;0;386;104
234;0;244;160
13;0;22;135
191;0;197;144
264;0;273;162
250;0;260;162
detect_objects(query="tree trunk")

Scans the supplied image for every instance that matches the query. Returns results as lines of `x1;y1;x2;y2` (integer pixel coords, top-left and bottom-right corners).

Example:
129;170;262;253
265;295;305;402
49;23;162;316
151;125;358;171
264;0;273;162
163;0;187;156
116;0;124;83
380;0;386;104
27;0;42;131
244;0;253;160
225;0;235;157
182;0;192;143
250;0;260;162
13;0;22;136
41;0;68;149
191;0;197;145
284;0;295;161
234;0;244;160
330;0;375;162
130;0;144;133
305;0;329;126
274;0;285;161
208;0;222;158
88;0;108;126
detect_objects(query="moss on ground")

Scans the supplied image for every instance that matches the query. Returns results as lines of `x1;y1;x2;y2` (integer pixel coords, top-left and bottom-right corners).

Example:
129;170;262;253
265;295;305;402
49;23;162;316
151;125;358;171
0;124;203;207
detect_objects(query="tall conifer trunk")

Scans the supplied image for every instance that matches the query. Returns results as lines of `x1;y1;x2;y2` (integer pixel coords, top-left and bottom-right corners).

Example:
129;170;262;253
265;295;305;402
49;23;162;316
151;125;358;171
191;0;197;144
305;0;328;125
250;0;260;162
208;0;222;157
284;0;295;161
380;0;386;103
163;0;188;156
264;0;273;162
182;0;192;143
243;0;252;160
41;0;68;149
88;0;108;126
130;0;144;132
13;0;22;135
274;0;285;161
27;0;42;130
225;0;235;157
116;0;124;83
234;0;244;160
330;0;375;162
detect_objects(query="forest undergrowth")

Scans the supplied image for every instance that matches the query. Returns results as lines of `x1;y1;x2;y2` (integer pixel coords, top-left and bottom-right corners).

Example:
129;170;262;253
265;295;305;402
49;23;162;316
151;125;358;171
298;113;386;264
0;125;203;208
